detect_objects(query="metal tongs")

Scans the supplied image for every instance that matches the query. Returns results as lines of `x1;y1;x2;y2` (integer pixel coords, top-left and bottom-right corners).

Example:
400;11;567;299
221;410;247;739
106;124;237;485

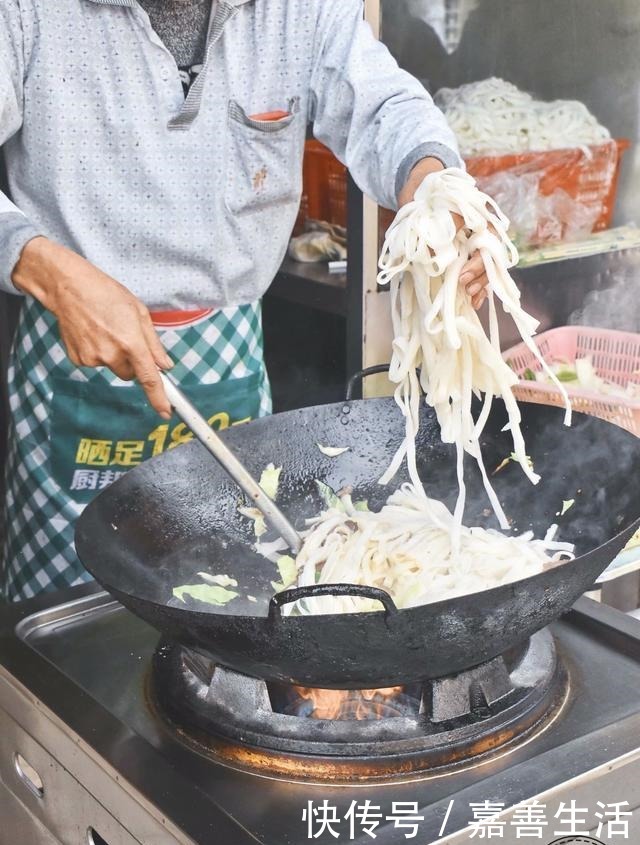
159;371;302;553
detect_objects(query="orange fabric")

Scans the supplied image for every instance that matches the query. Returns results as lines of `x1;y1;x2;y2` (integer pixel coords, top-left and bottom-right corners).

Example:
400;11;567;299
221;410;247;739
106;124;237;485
150;308;214;328
249;110;291;121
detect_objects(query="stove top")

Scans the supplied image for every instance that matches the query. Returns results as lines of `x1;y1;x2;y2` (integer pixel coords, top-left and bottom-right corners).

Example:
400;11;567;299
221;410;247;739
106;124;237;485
1;585;640;844
151;632;565;784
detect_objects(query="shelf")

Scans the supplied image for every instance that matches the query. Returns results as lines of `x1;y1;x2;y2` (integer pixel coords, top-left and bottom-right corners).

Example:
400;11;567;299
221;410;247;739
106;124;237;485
269;258;347;317
517;226;640;268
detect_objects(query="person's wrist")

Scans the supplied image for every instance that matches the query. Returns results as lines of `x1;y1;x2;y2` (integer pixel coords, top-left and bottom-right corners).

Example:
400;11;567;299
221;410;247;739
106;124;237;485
398;157;446;206
412;156;446;175
12;237;68;309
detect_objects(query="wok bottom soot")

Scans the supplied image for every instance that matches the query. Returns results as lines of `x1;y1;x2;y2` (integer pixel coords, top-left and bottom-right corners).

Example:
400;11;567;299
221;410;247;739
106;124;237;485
149;630;567;784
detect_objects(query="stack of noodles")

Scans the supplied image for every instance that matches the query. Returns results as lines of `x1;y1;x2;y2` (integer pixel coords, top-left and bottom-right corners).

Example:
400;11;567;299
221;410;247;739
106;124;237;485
434;77;610;157
283;169;574;616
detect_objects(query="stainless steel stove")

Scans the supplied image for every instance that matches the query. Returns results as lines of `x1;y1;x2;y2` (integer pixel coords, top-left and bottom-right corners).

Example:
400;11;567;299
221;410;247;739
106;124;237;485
1;584;640;845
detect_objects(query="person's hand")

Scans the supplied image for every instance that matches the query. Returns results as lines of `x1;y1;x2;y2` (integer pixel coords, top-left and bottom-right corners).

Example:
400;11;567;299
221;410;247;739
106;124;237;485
398;157;489;310
13;237;173;418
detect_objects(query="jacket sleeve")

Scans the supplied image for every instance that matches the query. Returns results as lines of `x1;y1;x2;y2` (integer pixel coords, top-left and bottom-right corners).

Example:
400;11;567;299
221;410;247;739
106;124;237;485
309;0;461;212
0;0;41;295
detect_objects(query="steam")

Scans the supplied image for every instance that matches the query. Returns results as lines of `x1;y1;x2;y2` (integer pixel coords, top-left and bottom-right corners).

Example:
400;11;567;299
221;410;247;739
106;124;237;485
568;266;640;331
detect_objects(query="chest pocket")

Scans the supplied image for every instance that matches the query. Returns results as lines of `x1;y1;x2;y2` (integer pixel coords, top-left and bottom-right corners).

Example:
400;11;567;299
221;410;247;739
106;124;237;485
225;97;302;216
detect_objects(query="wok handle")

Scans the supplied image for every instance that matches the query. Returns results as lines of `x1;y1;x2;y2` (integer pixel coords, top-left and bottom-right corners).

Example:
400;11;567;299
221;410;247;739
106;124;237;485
158;371;303;554
268;583;398;619
345;365;391;401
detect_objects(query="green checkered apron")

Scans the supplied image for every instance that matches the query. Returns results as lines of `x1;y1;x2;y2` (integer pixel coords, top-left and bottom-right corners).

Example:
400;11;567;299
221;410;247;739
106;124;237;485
1;298;271;601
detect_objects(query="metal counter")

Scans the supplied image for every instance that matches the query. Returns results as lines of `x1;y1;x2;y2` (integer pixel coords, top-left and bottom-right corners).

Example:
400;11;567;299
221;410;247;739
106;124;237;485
1;586;640;844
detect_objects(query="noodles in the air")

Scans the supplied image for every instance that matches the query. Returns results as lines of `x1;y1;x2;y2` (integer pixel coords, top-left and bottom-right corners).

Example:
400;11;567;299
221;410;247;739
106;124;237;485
377;168;570;550
277;169;574;614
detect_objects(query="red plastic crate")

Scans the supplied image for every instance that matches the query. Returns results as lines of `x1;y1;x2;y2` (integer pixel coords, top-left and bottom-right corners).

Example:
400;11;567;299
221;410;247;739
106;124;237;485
467;139;629;239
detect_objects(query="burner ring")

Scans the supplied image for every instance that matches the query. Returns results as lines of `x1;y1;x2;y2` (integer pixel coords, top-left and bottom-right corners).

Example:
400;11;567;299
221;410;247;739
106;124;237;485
149;629;567;784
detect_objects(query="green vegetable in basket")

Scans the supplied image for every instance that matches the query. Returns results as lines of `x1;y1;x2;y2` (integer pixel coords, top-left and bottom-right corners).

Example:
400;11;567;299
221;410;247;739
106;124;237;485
556;369;579;383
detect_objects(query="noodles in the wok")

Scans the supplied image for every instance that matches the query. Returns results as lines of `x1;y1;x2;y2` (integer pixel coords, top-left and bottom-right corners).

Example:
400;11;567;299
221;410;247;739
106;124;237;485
286;485;574;616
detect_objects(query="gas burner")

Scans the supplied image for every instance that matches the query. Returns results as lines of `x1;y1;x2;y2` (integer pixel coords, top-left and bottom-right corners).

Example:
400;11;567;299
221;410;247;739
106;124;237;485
275;684;423;720
149;630;567;784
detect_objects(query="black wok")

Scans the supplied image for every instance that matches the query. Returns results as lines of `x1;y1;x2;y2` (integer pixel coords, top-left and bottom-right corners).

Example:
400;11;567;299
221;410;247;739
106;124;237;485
75;397;640;688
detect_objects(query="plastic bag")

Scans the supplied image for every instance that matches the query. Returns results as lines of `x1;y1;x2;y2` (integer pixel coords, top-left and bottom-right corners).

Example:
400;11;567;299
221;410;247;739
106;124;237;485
468;140;627;247
288;220;347;263
477;169;600;247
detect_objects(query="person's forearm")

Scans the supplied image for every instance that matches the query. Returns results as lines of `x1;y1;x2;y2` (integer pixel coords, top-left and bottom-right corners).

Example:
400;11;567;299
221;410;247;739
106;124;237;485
310;0;461;213
12;236;173;416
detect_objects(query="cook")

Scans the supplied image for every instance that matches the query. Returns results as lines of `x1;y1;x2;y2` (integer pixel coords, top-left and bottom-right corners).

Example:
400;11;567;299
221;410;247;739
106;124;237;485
0;0;490;601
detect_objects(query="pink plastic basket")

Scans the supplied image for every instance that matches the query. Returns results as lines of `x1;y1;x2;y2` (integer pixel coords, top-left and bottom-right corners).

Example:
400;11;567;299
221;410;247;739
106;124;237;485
503;326;640;436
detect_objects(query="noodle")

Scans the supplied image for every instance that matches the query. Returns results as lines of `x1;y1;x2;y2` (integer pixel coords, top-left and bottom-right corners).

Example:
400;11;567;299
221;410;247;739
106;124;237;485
377;168;570;549
284;486;574;616
280;169;574;614
435;77;610;157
